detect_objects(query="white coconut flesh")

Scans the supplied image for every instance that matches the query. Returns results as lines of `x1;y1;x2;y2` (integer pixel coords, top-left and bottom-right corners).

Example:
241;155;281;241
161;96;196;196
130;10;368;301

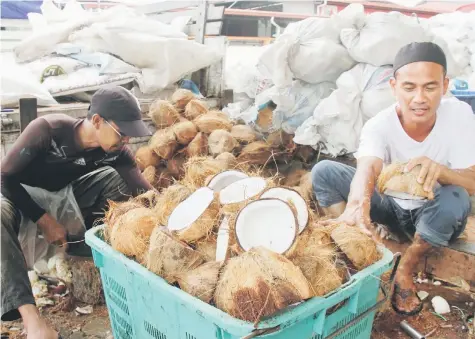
261;187;309;234
219;177;267;205
207;170;249;192
235;199;297;254
215;216;230;262
167;187;214;232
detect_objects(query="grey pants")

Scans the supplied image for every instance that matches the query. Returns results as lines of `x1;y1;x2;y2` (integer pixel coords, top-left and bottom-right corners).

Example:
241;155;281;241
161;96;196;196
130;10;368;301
1;167;128;321
311;160;471;247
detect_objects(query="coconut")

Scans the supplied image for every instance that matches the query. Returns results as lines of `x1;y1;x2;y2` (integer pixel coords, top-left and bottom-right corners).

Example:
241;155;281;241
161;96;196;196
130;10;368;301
194;235;217;262
110;207;158;263
299;172;313;202
172;89;195;110
377;163;432;200
149;128;178;160
134;190;160;209
237;141;273;166
103;200;144;240
146;227;205;284
266;130;295;150
231;125;257;144
155;169;174;189
185;99;208;120
176;261;221;303
214;246;312;322
331;224;381;271
142;166;160;186
172;120;198;145
215;215;231;262
148;100;181;128
295;146;316;163
167;153;187;179
234;198;298;255
167;187;220;243
207;170;249;192
260;187;309;234
135;146;160;171
182;156;228;189
219;177;267;206
186;132;208;157
215;152;238;169
154;184;193;226
194;113;232;133
287;226;342;296
208;130;239;156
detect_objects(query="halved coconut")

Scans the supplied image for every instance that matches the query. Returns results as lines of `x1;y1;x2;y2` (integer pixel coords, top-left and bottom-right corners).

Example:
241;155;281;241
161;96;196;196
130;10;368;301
377;163;432;200
216;216;230;262
260;187;309;234
219;177;267;205
167;187;219;243
182;156;229;189
154;184;192;226
234;198;298;255
207;170;249;192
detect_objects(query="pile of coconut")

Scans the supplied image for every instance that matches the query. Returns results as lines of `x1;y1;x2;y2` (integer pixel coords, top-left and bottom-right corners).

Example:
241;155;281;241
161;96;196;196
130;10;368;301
135;88;316;192
102;161;383;323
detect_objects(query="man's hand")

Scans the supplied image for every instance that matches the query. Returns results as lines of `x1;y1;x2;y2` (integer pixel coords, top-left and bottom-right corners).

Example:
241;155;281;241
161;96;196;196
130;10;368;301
405;156;442;199
37;213;68;250
320;200;373;237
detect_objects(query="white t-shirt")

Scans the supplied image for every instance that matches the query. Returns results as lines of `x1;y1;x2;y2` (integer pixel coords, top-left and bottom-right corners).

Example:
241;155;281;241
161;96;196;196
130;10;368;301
355;97;475;209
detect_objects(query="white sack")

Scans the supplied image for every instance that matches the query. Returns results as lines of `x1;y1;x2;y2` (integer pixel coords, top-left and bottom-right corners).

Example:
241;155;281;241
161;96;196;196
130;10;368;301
341;11;431;66
294;64;395;156
257;4;364;87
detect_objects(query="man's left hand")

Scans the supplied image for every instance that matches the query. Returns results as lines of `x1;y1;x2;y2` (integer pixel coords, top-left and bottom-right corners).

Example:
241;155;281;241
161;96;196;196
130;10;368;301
405;156;444;199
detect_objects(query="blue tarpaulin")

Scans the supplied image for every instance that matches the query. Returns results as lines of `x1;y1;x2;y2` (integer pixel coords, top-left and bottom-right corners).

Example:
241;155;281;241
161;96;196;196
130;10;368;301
1;1;43;19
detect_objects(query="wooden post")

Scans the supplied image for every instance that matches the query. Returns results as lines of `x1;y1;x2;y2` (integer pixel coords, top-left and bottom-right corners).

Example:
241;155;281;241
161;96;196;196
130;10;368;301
19;98;37;132
191;1;209;93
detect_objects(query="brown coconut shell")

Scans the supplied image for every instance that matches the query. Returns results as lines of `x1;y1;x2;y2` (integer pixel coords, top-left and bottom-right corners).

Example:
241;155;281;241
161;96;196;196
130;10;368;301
331;224;381;271
148;100;181;128
110;208;158;263
214;246;312;322
231;125;257;144
172;120;198;145
181;156;229;189
185;99;208;120
185;132;208;157
176;261;221;303
194;235;217;262
103;200;144;241
194;113;232;134
149;128;178;160
146;227;205;284
214;152;238;169
377;163;432;199
167;153;187;179
237;141;273;166
172;89;195;111
287;225;343;297
208;130;239;156
154;184;193;226
135;145;160;171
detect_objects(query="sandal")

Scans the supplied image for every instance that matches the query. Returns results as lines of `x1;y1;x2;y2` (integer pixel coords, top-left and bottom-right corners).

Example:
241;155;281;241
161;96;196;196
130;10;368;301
391;282;423;316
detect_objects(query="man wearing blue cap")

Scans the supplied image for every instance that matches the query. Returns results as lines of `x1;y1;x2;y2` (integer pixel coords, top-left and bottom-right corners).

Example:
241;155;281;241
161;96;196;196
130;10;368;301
311;42;475;315
1;86;154;338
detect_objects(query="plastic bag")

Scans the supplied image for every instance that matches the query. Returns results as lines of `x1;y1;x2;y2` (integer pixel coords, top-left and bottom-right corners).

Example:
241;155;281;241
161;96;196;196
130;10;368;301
18;185;85;270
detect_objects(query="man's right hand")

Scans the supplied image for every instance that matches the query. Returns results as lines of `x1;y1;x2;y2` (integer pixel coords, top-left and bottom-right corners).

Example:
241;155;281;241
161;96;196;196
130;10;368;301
320;200;373;236
37;213;68;249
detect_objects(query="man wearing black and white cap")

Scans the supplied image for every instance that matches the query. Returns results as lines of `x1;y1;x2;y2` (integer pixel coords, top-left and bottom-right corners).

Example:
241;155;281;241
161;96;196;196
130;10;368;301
1;86;154;338
311;42;475;315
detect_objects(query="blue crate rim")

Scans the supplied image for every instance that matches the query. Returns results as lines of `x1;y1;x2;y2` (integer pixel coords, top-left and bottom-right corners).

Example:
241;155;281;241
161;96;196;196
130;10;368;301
85;224;395;332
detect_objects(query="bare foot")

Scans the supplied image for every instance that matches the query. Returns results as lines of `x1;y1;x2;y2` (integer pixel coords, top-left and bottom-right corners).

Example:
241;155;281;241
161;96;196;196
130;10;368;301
19;304;58;339
391;269;422;315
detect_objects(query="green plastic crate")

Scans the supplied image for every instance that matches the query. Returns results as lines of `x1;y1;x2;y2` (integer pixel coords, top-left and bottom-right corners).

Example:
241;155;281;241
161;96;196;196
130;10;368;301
85;225;396;339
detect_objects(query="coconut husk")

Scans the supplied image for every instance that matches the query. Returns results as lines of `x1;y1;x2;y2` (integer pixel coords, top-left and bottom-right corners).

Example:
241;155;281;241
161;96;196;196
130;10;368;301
208;130;239;156
231;125;257;144
194;113;232;133
167;153;187;179
185;99;208;120
142;166;160;187
295;146;316;163
194;235;217;262
172;89;195;111
154;184;193;226
377;163;431;199
283;169;308;187
298;172;313;202
103;200;144;241
331;224;381;271
148;100;181;128
172;120;198;145
214;152;238;169
155;169;174;190
146;227;205;284
176;261;221;303
214;246;312;323
286;225;342;296
185;132;208;157
135;146;160;171
266;130;295;150
110;207;158;263
181;156;229;189
149;128;178;160
237;141;274;166
133;190;160;209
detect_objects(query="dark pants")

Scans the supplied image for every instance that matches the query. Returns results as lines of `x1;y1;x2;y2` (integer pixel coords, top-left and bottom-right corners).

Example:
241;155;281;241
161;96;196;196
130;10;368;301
1;167;128;321
311;160;471;247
